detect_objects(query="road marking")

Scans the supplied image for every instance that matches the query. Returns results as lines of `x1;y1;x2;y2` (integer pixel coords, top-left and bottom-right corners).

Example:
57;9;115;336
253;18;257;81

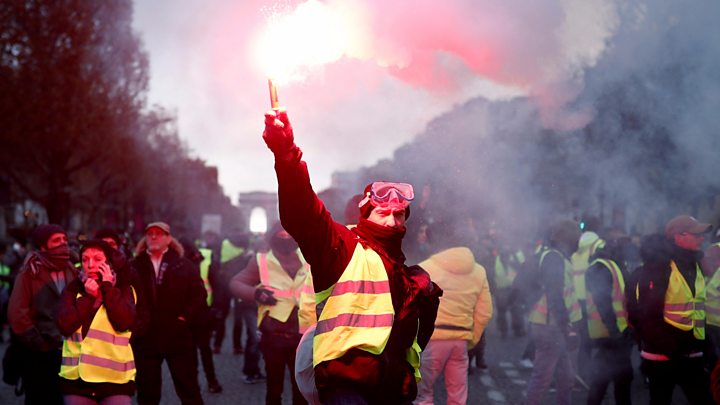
512;378;526;385
488;390;507;402
504;369;520;377
499;361;514;368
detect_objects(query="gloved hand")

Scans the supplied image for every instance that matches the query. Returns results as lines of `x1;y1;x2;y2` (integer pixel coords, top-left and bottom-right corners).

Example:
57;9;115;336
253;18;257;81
255;288;278;305
263;108;295;155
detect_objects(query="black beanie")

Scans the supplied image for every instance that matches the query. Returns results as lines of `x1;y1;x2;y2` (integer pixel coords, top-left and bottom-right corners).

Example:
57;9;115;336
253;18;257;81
31;224;66;249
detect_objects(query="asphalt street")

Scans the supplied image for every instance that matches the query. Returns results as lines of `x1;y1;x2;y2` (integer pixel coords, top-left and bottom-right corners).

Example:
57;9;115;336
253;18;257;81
0;319;680;404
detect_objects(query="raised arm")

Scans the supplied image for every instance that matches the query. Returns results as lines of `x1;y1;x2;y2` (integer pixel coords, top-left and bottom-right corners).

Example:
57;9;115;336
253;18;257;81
262;109;356;291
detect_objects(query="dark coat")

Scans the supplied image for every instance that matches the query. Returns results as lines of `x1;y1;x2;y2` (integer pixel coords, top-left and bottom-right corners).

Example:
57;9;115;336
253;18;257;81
627;240;710;358
55;254;137;398
8;255;76;352
131;242;207;354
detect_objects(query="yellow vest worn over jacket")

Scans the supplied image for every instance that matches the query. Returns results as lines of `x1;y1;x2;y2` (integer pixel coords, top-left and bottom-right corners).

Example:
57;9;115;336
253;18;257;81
257;250;316;334
199;247;213;306
493;255;517;290
586;258;628;339
59;290;136;384
313;243;395;368
420;247;492;347
664;261;706;340
529;249;582;325
570;232;605;301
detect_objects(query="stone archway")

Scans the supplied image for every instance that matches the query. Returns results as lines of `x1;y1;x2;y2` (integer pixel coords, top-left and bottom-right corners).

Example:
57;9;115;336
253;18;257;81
237;191;278;234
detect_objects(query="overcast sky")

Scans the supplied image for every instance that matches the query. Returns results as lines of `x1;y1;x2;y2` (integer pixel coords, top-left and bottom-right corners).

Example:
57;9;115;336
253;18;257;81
131;0;617;203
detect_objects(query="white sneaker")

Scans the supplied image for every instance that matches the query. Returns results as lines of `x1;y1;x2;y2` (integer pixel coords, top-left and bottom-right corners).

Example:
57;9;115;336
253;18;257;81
519;359;533;369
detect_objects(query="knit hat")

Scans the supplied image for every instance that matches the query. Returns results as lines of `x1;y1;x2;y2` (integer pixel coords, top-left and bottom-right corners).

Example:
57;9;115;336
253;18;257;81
31;224;66;249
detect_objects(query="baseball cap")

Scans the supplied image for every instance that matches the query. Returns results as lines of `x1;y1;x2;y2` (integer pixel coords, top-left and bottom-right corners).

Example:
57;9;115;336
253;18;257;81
664;215;712;239
145;222;171;235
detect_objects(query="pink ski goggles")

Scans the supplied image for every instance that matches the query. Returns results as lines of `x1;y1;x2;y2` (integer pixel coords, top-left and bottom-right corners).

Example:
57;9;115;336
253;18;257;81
358;182;415;210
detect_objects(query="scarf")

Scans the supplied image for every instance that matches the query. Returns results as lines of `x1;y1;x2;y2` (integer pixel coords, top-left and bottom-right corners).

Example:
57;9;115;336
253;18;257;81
353;218;406;264
24;246;73;276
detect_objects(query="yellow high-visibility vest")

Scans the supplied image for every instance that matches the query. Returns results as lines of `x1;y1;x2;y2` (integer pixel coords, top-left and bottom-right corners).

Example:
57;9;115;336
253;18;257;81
586;258;628;339
220;239;245;264
571;236;605;301
494;255;517;289
59;289;136;384
529;249;582;325
199;248;213;306
664;261;706;340
257;250;316;333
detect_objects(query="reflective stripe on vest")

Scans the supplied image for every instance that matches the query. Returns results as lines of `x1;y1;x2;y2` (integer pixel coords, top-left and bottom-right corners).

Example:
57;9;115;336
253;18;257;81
529;249;582;325
199;248;213;306
59;288;136;383
257;250;316;332
494;256;517;289
313;243;394;367
586;259;628;339
664;261;706;340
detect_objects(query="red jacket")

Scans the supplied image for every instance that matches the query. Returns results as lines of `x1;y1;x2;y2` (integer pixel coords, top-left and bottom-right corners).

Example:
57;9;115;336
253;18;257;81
274;152;441;404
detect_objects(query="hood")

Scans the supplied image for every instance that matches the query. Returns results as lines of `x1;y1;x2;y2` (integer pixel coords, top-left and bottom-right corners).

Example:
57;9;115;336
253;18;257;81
134;236;184;257
419;247;476;275
577;232;602;252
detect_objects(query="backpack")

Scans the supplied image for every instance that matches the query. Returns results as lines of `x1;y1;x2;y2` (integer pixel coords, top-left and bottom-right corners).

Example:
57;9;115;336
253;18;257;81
510;248;546;308
2;338;25;396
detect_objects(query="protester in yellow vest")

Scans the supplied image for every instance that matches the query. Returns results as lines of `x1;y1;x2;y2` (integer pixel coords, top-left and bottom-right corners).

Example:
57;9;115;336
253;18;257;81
492;243;525;338
570;230;605;386
630;215;713;404
584;236;633;405
56;240;136;404
262;108;442;405
230;223;315;405
526;220;582;405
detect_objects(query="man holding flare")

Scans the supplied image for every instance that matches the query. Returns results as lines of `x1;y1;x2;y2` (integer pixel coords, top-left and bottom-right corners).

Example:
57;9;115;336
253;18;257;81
262;107;442;404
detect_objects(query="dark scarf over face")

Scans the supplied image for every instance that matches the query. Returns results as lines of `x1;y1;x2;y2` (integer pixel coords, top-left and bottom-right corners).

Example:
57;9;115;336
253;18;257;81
24;245;74;276
354;218;406;264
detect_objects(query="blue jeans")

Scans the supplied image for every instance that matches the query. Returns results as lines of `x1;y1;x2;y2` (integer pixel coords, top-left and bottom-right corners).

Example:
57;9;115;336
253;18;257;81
525;323;575;405
237;304;261;376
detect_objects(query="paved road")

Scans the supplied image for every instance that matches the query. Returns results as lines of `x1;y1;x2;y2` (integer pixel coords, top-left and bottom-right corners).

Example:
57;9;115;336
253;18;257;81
0;322;675;404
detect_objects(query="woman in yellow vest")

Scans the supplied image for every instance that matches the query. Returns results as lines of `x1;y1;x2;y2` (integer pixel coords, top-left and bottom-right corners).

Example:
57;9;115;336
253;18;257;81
56;240;136;404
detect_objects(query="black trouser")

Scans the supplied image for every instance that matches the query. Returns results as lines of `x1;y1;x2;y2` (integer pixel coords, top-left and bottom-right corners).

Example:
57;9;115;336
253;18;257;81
494;288;525;337
587;343;633;405
260;332;306;405
210;299;230;350
135;350;203;405
642;356;713;405
23;348;63;405
193;325;217;383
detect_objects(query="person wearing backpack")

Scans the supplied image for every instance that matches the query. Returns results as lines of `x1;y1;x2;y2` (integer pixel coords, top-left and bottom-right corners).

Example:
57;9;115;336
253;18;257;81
525;220;583;405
